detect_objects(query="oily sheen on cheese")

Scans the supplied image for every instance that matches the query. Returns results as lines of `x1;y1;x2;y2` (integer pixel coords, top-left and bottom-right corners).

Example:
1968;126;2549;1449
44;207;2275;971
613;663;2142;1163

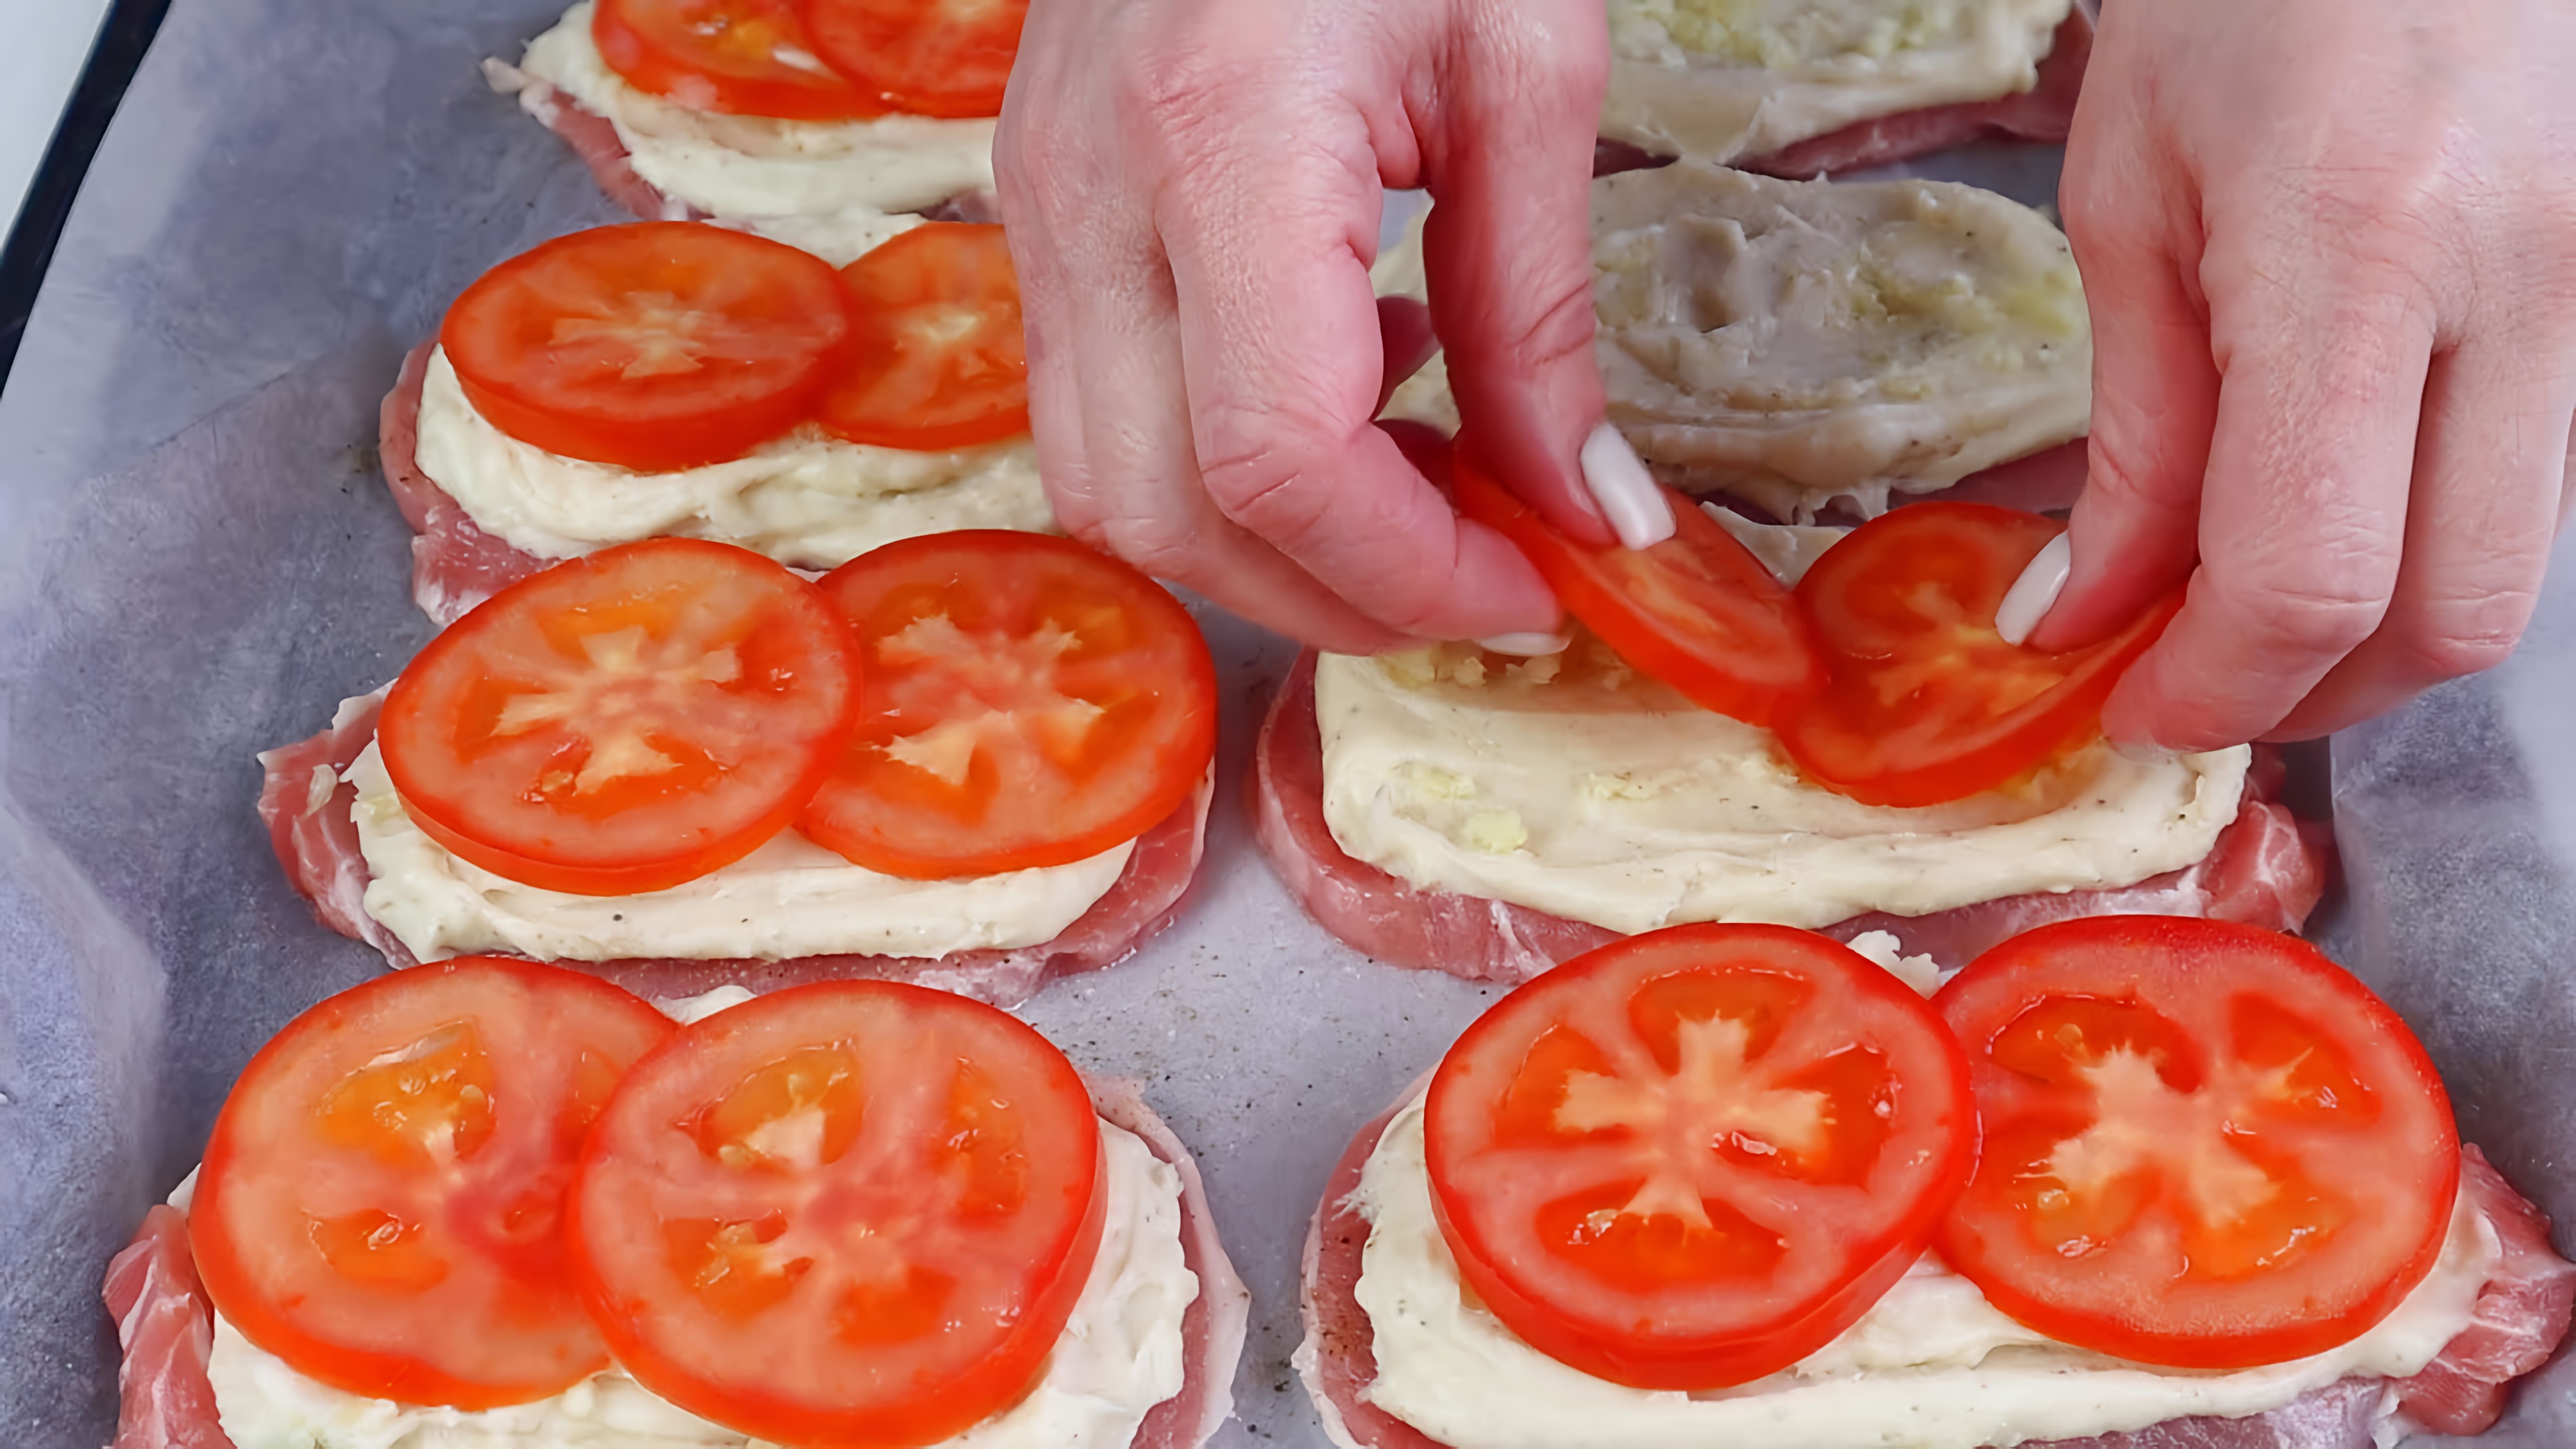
1594;163;2090;520
413;347;1054;570
504;3;994;252
186;1079;1198;1449
1313;639;2248;936
1350;1091;2493;1449
1602;0;2072;163
345;742;1133;965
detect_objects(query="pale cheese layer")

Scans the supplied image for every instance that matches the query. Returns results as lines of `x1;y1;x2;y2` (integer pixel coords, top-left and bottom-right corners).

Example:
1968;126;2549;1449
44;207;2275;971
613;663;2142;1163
1353;1091;2494;1449
1602;0;2072;163
207;1118;1196;1449
414;348;1053;570
347;741;1131;964
1594;163;2089;520
1313;640;2247;936
509;2;993;246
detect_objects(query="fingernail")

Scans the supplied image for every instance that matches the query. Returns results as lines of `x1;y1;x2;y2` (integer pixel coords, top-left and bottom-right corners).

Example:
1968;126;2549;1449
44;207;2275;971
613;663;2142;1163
2110;735;2178;766
1579;422;1675;552
1476;630;1573;656
1993;533;2072;647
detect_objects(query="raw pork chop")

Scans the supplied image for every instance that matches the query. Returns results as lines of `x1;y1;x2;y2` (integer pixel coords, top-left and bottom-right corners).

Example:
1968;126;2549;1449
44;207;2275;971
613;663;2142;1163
1252;653;2333;983
1297;1096;2573;1449
257;693;1211;1009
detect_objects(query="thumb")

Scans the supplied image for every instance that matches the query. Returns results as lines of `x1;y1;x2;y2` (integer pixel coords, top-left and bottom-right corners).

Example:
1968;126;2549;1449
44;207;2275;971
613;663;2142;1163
1418;0;1616;547
2029;90;2213;653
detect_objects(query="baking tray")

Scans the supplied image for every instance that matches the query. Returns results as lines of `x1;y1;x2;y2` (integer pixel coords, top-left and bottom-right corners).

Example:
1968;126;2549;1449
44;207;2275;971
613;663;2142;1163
2;1;2572;1444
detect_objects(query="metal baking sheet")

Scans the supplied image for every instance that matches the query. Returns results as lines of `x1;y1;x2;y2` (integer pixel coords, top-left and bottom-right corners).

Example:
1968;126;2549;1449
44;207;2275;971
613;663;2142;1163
2;0;2572;1444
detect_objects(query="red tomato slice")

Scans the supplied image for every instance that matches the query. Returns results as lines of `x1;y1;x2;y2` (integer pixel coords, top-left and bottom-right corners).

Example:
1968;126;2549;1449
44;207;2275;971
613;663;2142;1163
1777;502;2182;808
380;539;859;897
1453;449;1825;728
1424;924;1976;1389
569;980;1105;1445
440;222;854;472
800;0;1026;118
593;0;886;120
817;223;1029;451
190;958;673;1407
1934;916;2461;1369
799;531;1215;878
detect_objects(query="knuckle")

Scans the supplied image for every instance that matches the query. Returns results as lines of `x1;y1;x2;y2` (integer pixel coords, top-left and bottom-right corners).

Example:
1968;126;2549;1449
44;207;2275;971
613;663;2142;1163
1113;37;1257;168
2208;562;2393;663
1093;517;1206;585
2385;591;2537;681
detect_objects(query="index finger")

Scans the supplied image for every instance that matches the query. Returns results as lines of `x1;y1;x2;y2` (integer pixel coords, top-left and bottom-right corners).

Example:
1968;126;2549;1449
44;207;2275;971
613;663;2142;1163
1148;107;1560;642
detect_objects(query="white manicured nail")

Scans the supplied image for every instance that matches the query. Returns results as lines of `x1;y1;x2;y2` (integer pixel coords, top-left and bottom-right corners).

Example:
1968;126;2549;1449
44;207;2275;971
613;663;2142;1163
1579;422;1674;552
1476;631;1573;656
1993;533;2072;647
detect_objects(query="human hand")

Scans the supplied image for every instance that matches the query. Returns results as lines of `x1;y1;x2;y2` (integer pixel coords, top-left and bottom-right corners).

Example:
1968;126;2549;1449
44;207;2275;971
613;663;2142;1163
994;0;1667;653
2031;0;2576;747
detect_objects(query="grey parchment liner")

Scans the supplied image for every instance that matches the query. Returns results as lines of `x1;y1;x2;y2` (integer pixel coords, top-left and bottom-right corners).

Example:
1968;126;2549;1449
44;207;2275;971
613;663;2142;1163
0;1;2570;1444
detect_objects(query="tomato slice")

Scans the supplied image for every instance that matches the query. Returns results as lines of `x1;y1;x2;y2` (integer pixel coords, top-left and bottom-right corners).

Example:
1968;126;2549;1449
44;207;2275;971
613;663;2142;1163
1777;502;2182;808
439;222;854;472
817;223;1029;451
190;958;673;1407
1934;916;2461;1369
799;531;1215;877
593;0;886;120
1424;924;1975;1389
1453;449;1825;728
380;539;859;897
569;980;1105;1445
800;0;1026;118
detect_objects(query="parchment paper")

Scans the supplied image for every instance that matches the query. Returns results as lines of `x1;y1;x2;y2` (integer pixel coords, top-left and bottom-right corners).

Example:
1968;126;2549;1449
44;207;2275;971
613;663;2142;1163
0;0;2570;1444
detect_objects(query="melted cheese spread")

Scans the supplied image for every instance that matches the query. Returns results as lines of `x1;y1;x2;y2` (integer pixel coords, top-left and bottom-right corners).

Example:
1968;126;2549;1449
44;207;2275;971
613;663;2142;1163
1602;0;2072;163
413;347;1054;569
1314;632;2246;936
206;1115;1196;1449
506;3;993;251
345;741;1132;964
1595;163;2089;520
1353;1090;2495;1449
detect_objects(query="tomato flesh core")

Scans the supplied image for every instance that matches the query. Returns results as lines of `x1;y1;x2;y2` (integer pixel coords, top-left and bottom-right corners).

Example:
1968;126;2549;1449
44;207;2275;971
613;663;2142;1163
592;0;886;120
1934;916;2461;1368
818;223;1030;451
1452;450;1825;728
800;0;1027;118
570;980;1105;1446
800;531;1215;878
380;538;859;896
1424;924;1975;1389
1779;502;2182;808
190;959;674;1407
440;222;854;472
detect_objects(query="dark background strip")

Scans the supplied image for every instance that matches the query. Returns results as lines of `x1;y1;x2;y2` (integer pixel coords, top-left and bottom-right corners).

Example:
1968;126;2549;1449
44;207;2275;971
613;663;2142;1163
0;0;175;391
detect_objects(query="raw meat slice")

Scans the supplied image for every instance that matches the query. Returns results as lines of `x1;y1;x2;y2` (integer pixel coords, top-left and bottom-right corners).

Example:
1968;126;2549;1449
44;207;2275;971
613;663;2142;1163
1251;653;2333;984
1248;655;1615;985
253;689;410;967
379;341;549;626
1740;7;2094;179
102;1205;233;1449
1299;1095;2571;1449
106;1089;1243;1449
482;62;997;232
257;705;1213;1009
484;61;695;221
1592;9;2091;181
2391;1145;2576;1435
1091;1076;1256;1449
